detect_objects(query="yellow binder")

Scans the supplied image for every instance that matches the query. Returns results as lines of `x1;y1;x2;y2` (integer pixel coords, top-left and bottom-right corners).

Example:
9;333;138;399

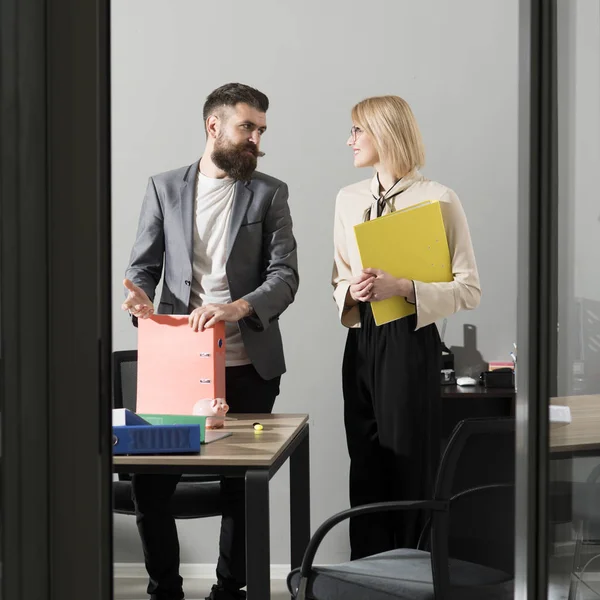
354;200;452;325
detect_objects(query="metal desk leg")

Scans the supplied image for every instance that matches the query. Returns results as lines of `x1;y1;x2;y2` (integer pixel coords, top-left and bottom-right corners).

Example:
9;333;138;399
290;426;311;570
245;469;270;600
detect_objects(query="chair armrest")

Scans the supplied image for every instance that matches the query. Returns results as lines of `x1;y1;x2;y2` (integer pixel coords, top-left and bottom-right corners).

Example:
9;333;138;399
450;483;514;504
294;499;448;600
585;463;600;484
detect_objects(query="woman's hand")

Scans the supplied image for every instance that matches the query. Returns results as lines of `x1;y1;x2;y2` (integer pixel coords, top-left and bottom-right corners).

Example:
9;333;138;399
348;272;376;303
362;269;415;303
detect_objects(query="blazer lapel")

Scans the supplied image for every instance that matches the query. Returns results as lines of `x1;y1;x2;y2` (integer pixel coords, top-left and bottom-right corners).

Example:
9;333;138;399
226;181;253;263
179;161;199;266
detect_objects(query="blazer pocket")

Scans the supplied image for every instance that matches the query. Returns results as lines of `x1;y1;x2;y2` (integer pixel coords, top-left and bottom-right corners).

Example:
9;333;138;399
158;302;174;314
240;218;262;227
241;209;264;226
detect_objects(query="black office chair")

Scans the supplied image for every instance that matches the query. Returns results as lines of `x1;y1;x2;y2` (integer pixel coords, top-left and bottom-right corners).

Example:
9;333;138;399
112;350;222;518
288;418;515;600
566;463;600;600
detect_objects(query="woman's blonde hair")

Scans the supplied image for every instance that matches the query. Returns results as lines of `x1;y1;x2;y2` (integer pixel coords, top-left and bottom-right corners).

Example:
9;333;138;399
351;95;425;178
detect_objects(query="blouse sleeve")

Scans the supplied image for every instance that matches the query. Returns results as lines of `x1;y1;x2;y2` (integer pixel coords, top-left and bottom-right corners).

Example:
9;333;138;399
332;191;361;328
412;189;481;329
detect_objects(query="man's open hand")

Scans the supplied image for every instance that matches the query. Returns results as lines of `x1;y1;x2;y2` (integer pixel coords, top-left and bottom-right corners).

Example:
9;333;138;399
121;278;154;319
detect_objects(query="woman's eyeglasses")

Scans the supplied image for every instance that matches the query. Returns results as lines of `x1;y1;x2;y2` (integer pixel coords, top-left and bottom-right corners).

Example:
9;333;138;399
350;126;363;142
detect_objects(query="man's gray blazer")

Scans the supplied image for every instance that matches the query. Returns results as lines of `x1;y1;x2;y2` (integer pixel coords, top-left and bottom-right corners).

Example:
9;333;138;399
125;160;299;381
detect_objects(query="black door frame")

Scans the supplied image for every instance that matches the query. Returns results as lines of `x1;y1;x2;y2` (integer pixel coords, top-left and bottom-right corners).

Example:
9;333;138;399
515;0;558;598
1;0;113;598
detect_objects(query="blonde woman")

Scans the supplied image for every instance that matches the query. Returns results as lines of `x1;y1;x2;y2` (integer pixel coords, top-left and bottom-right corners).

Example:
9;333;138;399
332;95;481;559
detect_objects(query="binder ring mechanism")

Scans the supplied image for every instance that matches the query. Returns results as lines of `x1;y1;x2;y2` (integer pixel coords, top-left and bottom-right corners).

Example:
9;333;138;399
113;434;119;446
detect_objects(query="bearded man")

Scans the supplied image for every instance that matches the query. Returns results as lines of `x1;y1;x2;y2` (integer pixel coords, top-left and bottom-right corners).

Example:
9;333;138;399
122;83;299;600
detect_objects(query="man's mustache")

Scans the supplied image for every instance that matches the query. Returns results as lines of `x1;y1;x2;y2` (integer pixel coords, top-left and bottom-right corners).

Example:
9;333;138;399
239;143;265;158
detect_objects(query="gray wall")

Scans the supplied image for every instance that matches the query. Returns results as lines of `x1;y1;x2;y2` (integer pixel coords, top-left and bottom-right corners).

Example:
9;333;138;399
111;0;519;565
571;2;600;305
557;0;600;398
570;0;600;398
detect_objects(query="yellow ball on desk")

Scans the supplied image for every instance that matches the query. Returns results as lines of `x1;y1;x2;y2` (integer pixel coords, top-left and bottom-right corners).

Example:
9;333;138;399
253;422;263;431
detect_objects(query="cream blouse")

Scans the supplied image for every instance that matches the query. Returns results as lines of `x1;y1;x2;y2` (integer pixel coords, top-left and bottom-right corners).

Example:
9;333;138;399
332;171;481;330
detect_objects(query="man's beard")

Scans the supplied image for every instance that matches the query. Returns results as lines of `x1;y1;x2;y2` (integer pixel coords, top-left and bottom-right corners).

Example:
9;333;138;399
211;135;263;181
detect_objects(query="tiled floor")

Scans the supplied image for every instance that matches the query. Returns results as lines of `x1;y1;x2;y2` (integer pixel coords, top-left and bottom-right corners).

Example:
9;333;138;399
116;576;600;599
115;564;600;599
114;577;291;600
548;576;600;600
548;553;600;600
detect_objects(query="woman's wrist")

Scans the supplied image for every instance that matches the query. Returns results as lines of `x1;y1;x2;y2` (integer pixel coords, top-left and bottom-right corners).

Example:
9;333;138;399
344;287;358;309
397;278;416;302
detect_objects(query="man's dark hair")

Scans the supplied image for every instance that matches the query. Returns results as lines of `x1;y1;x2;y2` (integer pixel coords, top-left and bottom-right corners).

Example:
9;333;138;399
203;83;269;126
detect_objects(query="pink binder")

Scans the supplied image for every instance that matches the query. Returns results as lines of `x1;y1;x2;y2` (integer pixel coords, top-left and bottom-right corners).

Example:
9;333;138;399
136;315;226;415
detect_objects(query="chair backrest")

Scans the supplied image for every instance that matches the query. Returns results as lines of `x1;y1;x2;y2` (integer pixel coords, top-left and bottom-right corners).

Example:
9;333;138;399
112;350;138;411
432;417;515;577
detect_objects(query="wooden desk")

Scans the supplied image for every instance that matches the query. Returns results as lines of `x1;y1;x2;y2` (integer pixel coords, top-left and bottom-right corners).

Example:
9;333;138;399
114;414;310;600
441;385;515;439
442;384;516;401
439;391;600;453
551;395;600;454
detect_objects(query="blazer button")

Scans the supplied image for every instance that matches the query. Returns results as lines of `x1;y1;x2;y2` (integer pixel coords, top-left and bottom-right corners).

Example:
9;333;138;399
185;280;191;286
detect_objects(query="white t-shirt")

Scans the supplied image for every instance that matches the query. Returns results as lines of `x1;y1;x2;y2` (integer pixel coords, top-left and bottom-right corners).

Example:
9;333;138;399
189;171;250;367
